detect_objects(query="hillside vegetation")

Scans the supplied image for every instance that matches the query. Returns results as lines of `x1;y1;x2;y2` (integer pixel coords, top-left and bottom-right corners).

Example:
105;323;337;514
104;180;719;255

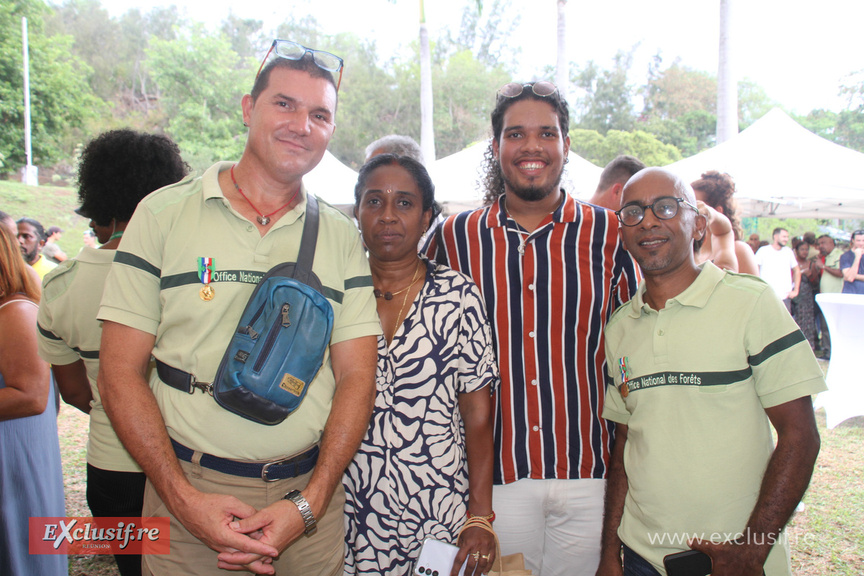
1;180;90;255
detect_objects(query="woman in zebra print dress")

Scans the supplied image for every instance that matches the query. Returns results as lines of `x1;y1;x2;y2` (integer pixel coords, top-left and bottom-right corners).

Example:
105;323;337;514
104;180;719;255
344;154;499;576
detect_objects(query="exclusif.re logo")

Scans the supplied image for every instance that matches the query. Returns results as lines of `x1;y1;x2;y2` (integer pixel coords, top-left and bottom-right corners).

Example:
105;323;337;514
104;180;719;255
29;517;171;555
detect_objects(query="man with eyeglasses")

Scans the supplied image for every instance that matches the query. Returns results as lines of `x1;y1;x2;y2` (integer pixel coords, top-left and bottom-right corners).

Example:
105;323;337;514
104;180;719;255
839;230;864;294
426;81;638;576
598;168;824;576
97;41;379;576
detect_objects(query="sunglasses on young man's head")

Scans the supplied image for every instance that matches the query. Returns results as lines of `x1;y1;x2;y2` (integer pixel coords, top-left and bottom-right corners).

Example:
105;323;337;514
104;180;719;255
256;39;344;91
497;81;558;99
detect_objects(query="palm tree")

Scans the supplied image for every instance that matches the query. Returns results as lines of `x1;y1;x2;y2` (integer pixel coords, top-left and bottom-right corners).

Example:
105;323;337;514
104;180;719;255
391;0;484;164
555;0;568;100
419;0;435;163
716;0;738;143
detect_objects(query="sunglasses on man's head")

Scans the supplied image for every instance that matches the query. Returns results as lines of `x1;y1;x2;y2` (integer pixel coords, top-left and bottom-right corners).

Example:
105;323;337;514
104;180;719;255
497;81;558;99
256;39;344;91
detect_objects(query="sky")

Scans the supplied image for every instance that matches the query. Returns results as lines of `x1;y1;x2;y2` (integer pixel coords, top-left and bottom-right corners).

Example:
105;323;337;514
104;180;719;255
96;0;864;115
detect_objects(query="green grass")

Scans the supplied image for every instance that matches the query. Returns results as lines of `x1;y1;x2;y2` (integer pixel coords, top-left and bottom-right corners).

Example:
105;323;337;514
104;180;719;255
787;411;864;575
0;180;90;255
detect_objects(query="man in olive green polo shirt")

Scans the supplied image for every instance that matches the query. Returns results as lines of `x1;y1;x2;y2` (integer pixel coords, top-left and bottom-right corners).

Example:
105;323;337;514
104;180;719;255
816;235;844;295
98;46;380;575
596;168;825;576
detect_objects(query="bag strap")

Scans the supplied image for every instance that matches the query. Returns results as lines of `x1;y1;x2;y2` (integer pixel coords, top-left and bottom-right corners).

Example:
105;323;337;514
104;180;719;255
293;192;319;285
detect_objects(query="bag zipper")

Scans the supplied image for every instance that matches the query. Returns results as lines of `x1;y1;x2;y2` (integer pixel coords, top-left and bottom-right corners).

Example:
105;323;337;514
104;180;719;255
253;302;291;372
239;301;267;340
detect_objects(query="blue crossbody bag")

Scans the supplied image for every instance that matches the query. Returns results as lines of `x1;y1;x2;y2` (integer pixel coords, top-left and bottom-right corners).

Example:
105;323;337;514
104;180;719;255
212;194;334;425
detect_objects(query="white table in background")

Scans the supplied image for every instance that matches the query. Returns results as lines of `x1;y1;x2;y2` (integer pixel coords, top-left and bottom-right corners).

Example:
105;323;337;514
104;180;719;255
814;293;864;428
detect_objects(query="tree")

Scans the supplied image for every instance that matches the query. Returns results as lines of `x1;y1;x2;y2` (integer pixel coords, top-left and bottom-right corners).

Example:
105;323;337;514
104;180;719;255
795;109;838;141
388;0;486;163
569;128;681;167
572;51;637;134
146;27;250;171
0;0;101;173
45;0;119;100
325;33;402;168
390;44;510;160
829;69;864;152
114;6;182;113
638;110;716;157
833;110;864;153
47;1;182;114
737;78;775;130
432;49;510;156
221;12;265;60
639;60;717;155
643;60;716;121
447;0;520;69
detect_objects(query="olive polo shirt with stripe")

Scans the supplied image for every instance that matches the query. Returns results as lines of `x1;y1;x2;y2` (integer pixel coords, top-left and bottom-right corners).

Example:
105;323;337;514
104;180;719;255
38;246;142;473
98;161;381;461
602;262;826;575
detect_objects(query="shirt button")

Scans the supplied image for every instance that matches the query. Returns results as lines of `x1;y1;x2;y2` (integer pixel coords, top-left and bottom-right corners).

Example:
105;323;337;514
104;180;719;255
518;246;525;255
532;425;539;432
528;284;535;290
658;329;664;336
529;331;535;338
531;379;537;386
247;225;254;232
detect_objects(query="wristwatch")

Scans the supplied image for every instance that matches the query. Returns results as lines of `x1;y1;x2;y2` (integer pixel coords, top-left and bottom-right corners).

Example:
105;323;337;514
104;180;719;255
283;490;317;536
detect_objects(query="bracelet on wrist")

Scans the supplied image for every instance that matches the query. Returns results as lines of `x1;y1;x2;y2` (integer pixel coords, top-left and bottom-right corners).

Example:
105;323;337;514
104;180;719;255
466;510;495;523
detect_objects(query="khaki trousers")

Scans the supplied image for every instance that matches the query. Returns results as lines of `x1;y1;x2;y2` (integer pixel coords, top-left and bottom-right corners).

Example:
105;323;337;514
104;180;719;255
142;457;344;576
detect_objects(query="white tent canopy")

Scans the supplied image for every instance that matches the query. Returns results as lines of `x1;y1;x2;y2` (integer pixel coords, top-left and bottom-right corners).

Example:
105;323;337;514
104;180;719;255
427;140;604;213
305;150;358;209
665;108;864;219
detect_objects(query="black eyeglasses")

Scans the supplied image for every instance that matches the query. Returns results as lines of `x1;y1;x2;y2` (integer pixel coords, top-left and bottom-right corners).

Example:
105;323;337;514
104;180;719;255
616;197;699;227
256;40;344;91
497;81;558;99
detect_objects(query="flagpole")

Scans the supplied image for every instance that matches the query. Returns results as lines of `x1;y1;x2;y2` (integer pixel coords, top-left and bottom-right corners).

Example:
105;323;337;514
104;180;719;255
22;16;38;186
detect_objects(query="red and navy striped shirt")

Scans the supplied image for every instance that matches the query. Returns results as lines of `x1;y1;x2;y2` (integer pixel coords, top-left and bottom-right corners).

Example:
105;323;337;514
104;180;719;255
426;193;638;484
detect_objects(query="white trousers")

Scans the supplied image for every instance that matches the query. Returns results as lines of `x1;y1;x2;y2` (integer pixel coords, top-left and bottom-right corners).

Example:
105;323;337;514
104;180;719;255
492;478;605;576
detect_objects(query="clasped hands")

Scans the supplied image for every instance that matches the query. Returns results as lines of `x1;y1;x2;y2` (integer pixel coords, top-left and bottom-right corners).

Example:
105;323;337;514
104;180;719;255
176;491;305;575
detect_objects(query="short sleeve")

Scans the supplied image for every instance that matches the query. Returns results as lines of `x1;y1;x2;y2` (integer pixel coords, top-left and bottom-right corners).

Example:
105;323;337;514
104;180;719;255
329;230;381;345
98;203;165;335
423;220;449;267
36;297;80;366
601;336;630;424
457;280;498;395
745;287;827;408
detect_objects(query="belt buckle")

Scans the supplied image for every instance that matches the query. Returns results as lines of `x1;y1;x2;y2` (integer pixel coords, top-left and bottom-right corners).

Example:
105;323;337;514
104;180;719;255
261;456;295;482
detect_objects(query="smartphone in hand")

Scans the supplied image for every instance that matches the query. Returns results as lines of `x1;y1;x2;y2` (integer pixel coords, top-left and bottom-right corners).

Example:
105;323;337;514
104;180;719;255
414;538;467;576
